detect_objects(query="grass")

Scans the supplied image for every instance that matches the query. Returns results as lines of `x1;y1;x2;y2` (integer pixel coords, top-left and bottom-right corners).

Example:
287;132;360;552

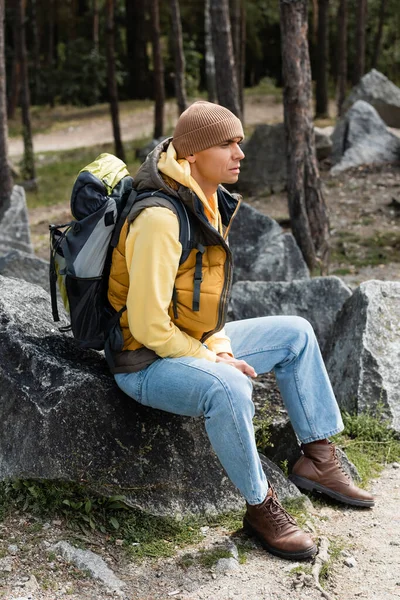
332;408;400;486
331;230;400;268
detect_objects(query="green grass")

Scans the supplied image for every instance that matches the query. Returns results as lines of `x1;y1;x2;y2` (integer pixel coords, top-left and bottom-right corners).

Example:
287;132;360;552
331;230;400;268
332;409;400;486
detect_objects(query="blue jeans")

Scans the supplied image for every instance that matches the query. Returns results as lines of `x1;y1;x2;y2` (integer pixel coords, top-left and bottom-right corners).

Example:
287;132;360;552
115;316;344;505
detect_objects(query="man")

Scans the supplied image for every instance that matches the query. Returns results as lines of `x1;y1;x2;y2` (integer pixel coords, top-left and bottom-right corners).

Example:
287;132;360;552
108;101;374;561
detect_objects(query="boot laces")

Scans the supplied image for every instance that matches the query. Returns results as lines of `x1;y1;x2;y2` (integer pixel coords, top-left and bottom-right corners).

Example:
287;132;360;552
331;444;350;479
266;496;296;530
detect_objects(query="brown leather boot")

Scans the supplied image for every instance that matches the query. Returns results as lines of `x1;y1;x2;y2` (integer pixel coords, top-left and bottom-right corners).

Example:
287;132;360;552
290;440;374;507
243;486;317;560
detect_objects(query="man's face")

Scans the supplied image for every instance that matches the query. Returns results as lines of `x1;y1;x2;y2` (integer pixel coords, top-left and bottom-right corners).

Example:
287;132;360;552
186;137;245;190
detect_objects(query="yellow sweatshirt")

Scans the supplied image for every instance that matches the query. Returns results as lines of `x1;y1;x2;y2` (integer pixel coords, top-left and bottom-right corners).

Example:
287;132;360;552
124;142;233;362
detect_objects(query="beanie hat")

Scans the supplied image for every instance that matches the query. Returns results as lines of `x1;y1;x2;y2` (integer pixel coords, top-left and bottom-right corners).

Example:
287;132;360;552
172;101;244;158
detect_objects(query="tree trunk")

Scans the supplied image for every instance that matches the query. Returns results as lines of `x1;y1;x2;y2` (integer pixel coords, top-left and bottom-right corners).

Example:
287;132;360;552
93;0;99;52
371;0;387;69
16;0;36;182
125;0;150;99
230;0;245;116
150;0;165;138
353;0;367;84
105;0;125;161
311;0;318;44
170;0;187;115
204;0;217;103
315;0;329;118
336;0;347;116
210;0;241;119
31;0;41;105
7;12;21;119
280;0;330;272
0;0;13;220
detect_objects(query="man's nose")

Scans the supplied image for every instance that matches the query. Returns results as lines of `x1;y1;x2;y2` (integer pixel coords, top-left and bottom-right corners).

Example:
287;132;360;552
234;144;245;160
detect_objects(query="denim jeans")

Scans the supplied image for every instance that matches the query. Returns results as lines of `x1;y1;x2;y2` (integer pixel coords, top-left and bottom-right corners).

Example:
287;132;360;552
115;316;344;505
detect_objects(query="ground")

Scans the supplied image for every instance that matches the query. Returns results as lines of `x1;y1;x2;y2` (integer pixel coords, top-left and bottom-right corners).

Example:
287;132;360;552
3;96;400;600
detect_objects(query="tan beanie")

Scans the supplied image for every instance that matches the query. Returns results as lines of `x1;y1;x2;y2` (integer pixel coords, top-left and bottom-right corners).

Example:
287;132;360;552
172;101;244;158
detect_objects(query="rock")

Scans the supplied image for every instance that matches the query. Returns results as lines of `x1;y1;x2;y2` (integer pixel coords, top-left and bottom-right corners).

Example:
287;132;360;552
229;203;309;284
314;126;333;160
52;541;125;594
393;462;400;469
235;123;287;194
136;137;168;163
331;101;400;174
7;544;19;555
215;557;239;573
0;186;33;257
0;250;50;293
257;453;306;502
0;275;248;517
325;280;400;432
344;556;357;568
343;69;400;128
22;574;39;593
228;277;352;354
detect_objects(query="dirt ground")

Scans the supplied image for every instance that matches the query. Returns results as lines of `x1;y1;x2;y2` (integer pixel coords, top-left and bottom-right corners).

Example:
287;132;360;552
3;97;400;600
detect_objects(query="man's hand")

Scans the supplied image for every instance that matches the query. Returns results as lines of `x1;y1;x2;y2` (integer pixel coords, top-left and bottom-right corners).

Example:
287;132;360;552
216;352;257;378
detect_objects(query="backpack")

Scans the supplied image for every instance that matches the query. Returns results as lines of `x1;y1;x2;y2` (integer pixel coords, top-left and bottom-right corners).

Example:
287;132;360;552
49;152;195;362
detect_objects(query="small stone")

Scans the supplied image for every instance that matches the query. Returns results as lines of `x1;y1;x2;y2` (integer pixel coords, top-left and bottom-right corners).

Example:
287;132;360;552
392;462;400;469
115;539;124;546
344;556;357;568
340;549;352;557
215;557;239;573
8;544;19;555
200;526;209;535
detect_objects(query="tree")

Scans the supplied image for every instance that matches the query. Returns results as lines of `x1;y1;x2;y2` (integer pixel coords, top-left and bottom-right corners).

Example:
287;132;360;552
336;0;348;116
371;0;388;69
230;0;246;115
0;0;12;220
125;0;151;99
150;0;165;138
210;0;241;119
105;0;125;161
204;0;217;103
353;0;367;84
280;0;330;272
16;0;36;182
315;0;329;118
170;0;187;115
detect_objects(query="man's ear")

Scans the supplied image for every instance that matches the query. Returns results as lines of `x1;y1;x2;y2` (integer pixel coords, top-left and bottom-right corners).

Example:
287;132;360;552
185;154;196;164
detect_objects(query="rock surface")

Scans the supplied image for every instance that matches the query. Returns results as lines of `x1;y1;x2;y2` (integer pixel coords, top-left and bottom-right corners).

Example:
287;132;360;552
0;276;300;516
0;249;50;293
331;100;400;174
314;126;333;160
343;69;400;128
0;186;33;257
229;203;309;284
52;541;125;594
236;123;287;194
325;280;400;432
228;277;352;354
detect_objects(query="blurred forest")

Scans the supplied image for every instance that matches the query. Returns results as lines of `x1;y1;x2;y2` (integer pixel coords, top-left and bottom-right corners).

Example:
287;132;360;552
3;0;400;114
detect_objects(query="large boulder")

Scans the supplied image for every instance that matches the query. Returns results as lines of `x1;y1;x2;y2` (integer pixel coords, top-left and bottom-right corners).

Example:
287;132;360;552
236;123;287;194
0;250;50;293
343;69;400;128
228;277;351;354
0;275;300;516
0;186;33;256
229;203;309;283
331;100;400;174
325;281;400;432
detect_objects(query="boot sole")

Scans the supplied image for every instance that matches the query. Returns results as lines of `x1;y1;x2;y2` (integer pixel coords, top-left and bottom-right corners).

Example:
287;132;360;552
242;518;317;561
289;474;375;508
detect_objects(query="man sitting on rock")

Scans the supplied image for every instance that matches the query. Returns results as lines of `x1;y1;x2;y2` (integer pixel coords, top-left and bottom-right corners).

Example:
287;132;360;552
108;101;374;561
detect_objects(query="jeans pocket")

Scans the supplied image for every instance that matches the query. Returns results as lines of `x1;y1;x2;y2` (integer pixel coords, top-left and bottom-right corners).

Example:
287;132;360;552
114;370;145;404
